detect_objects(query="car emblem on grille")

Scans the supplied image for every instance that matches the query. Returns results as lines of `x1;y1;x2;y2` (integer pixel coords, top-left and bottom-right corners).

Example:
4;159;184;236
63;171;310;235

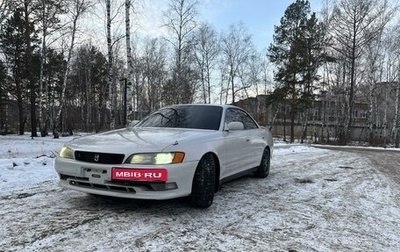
94;154;100;162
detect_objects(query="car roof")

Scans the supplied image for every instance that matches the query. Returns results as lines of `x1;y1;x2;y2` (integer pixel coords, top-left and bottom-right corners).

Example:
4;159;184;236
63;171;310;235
164;104;240;109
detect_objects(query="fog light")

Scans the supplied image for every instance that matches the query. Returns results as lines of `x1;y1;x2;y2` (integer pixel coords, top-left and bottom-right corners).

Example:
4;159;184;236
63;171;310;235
151;182;178;191
165;182;178;190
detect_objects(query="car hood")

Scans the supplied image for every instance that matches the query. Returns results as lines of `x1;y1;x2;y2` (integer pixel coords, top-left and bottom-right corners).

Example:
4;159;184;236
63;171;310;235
66;127;216;153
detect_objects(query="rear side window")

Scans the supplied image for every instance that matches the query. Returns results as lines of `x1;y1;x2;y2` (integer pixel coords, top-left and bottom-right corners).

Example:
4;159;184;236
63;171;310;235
225;108;258;130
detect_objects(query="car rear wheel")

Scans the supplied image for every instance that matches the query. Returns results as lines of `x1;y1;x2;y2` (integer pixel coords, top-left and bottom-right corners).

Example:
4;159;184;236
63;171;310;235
255;148;270;178
190;154;216;208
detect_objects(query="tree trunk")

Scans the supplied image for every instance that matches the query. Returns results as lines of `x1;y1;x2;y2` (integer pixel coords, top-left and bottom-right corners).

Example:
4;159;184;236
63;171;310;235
301;110;309;143
125;0;133;124
17;96;24;135
54;2;80;138
39;4;47;137
23;1;37;137
106;0;115;130
346;36;357;144
394;78;400;147
383;84;388;145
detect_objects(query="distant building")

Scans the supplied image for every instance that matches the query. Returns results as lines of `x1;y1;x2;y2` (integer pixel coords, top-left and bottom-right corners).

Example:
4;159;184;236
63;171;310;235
234;94;370;142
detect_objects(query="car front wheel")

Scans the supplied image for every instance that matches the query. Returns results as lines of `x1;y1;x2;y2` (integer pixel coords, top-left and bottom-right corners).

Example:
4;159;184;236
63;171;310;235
190;154;216;208
255;148;270;178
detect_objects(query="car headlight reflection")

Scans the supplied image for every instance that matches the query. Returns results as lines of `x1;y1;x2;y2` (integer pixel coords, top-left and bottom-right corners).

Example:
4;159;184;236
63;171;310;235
59;147;74;159
126;152;185;165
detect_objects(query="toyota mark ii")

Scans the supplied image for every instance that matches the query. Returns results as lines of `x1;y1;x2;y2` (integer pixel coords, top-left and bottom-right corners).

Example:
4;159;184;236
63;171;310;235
55;104;273;208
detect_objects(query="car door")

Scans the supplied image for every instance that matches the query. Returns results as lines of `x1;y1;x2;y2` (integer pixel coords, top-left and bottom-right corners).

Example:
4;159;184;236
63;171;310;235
220;108;264;178
237;110;266;169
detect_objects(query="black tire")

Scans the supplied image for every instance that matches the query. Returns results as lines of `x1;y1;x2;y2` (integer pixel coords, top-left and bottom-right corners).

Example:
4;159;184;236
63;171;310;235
190;154;216;208
255;148;270;178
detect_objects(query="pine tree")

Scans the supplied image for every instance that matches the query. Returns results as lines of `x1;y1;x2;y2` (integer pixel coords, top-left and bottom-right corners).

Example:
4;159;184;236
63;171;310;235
0;10;33;135
268;0;324;143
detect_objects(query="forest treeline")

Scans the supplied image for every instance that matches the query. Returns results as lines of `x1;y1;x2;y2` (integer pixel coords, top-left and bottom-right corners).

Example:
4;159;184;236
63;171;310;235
0;0;400;146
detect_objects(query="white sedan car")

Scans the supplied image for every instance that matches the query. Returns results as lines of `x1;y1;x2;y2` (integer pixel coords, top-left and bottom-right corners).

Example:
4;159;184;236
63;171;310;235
55;104;273;208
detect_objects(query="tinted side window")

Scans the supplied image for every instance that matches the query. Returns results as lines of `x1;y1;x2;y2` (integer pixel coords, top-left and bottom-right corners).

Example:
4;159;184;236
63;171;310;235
225;108;258;130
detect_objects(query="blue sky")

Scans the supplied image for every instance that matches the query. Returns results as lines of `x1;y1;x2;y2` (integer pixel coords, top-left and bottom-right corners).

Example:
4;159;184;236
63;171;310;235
197;0;323;51
137;0;323;52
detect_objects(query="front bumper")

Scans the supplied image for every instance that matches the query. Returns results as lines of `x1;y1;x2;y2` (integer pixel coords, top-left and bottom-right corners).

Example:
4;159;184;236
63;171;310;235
54;157;198;200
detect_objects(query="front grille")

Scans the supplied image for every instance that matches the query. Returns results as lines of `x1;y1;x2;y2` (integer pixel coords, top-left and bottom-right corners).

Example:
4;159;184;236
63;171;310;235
74;151;125;164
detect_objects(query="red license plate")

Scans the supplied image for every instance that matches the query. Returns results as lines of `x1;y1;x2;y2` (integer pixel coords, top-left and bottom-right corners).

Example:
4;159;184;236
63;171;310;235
112;168;167;182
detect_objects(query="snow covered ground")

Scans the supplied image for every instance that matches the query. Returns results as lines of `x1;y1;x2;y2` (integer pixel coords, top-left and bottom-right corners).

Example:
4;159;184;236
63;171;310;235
1;134;400;251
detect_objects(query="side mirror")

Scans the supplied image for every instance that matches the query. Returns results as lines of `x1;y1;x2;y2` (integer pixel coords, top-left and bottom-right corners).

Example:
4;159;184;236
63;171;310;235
227;122;244;131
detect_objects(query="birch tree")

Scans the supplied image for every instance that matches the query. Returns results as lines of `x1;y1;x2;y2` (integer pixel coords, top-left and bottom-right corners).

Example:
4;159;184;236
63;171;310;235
328;0;394;144
192;23;219;104
395;66;400;147
387;26;400;147
106;0;114;129
67;44;107;132
364;38;383;144
141;38;168;113
163;0;198;104
54;0;91;138
104;0;126;128
221;22;254;104
36;0;66;137
0;60;6;133
124;0;134;124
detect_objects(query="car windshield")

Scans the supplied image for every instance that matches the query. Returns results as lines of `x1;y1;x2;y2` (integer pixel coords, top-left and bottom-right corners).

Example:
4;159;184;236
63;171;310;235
136;105;223;130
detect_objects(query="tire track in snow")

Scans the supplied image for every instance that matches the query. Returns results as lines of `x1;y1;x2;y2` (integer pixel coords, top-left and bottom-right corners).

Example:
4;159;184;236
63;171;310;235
1;147;400;251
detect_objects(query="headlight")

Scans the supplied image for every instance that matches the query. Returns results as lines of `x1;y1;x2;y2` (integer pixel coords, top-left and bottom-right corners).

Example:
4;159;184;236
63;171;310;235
125;152;185;165
59;147;74;159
